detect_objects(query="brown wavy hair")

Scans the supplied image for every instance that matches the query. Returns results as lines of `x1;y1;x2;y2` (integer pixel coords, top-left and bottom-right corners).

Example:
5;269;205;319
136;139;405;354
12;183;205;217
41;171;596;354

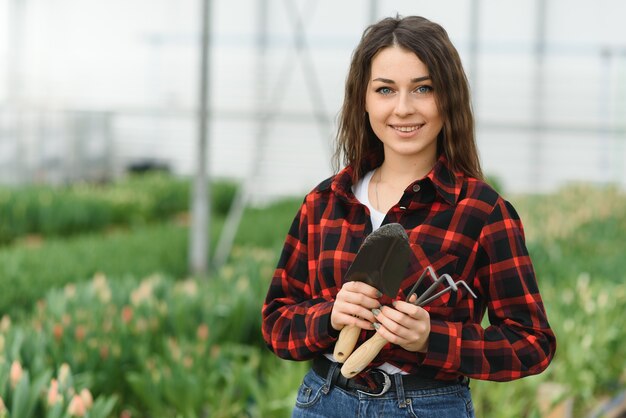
334;15;483;182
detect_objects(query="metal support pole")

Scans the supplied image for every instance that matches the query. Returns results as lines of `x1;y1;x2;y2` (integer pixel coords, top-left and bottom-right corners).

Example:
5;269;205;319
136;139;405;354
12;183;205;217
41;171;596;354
468;0;480;104
189;0;212;277
530;0;547;190
213;0;269;270
7;0;27;183
599;48;613;184
369;0;378;23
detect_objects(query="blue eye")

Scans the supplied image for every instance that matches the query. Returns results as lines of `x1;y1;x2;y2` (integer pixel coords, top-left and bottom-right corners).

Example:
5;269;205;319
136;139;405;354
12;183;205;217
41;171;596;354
416;85;433;94
376;87;393;95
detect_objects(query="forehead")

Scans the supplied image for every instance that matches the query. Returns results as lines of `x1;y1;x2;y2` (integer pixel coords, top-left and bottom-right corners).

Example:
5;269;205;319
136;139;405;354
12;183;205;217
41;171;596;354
369;46;429;79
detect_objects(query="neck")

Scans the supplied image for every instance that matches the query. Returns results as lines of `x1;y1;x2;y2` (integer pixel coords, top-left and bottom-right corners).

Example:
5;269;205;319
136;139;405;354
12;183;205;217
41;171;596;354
377;154;436;189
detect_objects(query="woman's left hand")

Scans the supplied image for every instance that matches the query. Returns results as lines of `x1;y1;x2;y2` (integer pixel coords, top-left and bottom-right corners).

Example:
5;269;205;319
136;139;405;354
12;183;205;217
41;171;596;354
372;298;431;353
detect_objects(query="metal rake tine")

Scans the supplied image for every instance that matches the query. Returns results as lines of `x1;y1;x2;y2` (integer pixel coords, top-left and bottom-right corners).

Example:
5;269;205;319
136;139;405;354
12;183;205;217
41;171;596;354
418;279;478;307
455;280;478;299
406;266;436;302
414;273;458;306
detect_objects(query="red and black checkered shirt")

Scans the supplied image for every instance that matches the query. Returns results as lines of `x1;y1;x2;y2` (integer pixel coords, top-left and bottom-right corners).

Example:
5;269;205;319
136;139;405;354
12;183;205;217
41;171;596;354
262;154;556;382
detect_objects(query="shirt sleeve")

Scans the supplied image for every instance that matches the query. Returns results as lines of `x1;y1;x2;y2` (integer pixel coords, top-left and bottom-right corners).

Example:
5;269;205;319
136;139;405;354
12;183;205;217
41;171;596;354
261;200;338;361
421;198;557;381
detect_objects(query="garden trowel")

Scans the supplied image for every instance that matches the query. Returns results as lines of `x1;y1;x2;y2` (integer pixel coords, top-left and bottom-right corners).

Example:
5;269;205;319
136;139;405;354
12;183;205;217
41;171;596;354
333;223;410;363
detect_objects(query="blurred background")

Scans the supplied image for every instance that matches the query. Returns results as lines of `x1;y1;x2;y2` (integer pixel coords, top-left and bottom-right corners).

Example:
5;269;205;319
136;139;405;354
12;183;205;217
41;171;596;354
1;0;625;197
0;1;625;417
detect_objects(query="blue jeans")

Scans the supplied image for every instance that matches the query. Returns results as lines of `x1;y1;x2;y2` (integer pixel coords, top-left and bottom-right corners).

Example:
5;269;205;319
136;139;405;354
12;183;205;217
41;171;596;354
292;364;475;418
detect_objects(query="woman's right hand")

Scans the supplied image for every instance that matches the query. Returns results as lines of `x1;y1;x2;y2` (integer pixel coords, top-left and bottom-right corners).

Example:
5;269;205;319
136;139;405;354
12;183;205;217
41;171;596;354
331;281;382;332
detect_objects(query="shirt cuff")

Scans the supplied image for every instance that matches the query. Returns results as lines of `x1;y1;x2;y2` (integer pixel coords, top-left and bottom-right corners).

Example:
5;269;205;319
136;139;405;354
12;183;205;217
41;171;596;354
421;319;463;372
307;300;339;348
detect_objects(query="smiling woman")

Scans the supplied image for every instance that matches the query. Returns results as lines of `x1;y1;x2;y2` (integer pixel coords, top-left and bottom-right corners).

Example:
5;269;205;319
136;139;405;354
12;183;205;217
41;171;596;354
262;15;556;418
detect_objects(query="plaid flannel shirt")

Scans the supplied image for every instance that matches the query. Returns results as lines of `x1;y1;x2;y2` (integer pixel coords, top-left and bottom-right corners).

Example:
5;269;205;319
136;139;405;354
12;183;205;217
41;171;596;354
262;154;556;382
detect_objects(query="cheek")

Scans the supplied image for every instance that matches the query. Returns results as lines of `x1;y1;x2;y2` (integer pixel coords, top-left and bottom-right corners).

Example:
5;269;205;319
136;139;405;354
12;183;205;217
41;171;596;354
425;102;442;123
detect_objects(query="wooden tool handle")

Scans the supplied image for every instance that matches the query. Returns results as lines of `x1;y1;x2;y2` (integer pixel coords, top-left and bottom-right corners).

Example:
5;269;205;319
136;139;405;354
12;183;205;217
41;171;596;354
340;333;388;378
333;325;361;363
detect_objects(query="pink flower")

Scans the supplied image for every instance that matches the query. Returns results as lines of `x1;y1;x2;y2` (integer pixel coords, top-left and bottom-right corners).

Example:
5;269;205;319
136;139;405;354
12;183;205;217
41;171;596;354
67;394;86;417
47;379;61;406
79;388;93;410
10;360;23;388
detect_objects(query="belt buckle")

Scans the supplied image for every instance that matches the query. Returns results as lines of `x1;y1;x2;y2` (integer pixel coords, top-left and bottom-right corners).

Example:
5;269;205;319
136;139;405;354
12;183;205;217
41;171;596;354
356;369;392;397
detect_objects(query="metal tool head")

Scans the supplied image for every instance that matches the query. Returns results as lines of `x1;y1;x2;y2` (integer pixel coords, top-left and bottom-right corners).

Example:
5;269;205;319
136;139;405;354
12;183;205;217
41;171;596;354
406;265;478;307
344;223;410;298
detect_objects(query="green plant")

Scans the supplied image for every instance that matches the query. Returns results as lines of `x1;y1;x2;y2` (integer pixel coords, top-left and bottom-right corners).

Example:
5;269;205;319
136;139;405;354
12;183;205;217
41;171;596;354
0;333;116;418
0;174;238;246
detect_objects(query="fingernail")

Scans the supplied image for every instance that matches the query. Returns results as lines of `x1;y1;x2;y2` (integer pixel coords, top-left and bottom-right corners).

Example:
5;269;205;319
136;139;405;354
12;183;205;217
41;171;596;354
373;322;381;330
371;308;381;316
376;291;383;298
392;301;398;307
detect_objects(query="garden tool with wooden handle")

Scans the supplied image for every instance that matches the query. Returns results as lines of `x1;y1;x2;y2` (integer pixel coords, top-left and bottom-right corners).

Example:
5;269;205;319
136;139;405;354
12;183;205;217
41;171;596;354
333;223;411;363
340;268;477;378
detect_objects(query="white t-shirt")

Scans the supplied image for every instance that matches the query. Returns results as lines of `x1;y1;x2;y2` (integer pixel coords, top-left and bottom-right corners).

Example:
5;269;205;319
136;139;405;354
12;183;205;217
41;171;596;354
352;169;386;230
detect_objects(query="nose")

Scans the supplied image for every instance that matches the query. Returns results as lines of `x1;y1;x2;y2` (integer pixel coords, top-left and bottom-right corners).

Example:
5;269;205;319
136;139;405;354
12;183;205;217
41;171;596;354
394;92;415;117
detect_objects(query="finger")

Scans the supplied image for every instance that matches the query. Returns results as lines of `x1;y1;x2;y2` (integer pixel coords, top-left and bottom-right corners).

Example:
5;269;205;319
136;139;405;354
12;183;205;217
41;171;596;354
392;301;429;321
337;283;381;309
373;312;428;345
337;293;380;311
373;307;412;336
343;281;382;299
333;301;377;324
333;312;377;330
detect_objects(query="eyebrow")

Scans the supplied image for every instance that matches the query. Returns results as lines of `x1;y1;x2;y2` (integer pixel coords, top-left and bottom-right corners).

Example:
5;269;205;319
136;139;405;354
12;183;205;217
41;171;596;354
372;76;431;84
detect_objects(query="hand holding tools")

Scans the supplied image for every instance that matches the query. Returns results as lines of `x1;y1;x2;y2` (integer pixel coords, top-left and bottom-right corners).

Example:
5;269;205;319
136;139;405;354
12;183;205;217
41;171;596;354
340;266;477;378
333;223;411;363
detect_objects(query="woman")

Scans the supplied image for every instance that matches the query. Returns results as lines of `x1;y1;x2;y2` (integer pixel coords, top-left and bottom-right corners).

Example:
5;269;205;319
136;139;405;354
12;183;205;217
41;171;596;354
262;15;556;417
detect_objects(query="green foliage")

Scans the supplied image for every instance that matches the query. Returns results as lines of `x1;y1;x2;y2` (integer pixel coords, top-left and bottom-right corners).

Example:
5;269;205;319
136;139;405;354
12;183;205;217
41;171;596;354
0;342;116;418
514;183;626;285
0;196;297;317
0;223;190;316
236;198;302;250
0;174;237;246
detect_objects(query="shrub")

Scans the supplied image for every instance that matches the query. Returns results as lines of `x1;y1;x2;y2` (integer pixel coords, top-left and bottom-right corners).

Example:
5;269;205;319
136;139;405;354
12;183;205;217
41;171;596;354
0;175;238;246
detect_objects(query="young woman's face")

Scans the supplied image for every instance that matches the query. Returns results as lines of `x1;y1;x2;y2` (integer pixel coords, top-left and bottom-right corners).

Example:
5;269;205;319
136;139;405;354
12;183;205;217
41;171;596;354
365;46;443;164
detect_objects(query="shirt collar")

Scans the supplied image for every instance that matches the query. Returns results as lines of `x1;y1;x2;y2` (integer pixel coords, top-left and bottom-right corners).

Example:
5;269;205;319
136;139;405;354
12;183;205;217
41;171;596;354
331;153;463;206
426;154;463;206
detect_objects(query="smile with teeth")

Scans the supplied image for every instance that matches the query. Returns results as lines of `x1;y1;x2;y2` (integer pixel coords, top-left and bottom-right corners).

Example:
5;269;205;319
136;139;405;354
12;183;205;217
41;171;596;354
391;124;424;133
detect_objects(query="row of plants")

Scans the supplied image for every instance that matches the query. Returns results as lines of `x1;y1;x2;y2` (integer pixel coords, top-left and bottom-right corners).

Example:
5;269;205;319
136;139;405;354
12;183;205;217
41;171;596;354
514;183;626;285
0;174;236;246
0;196;301;317
0;222;190;316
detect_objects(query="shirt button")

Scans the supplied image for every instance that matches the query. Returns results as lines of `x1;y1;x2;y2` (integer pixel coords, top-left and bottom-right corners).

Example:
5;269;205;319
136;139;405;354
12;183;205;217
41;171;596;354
412;184;421;192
